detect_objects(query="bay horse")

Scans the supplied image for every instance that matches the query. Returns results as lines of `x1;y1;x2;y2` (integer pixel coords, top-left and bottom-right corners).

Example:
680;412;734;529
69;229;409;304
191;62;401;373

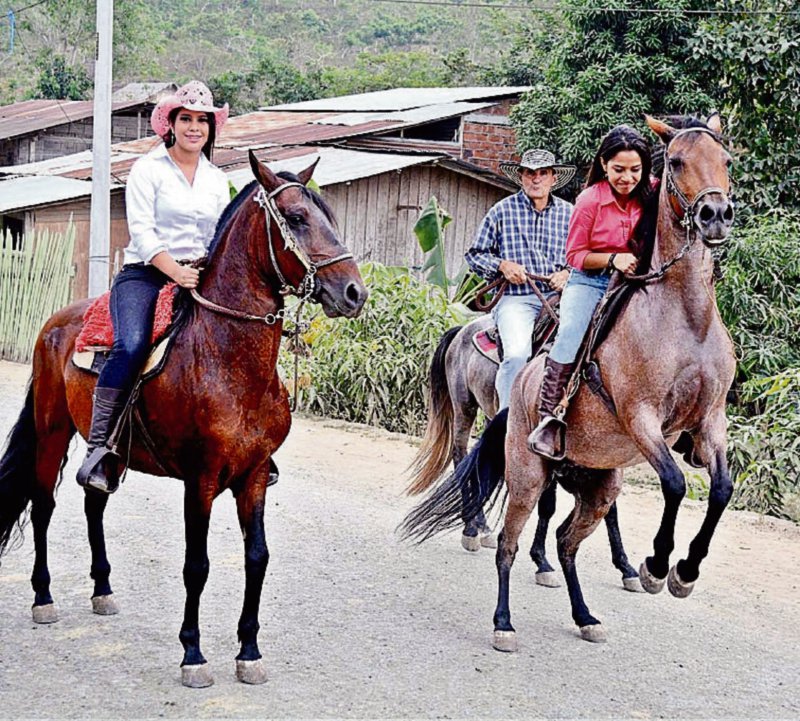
402;114;735;648
0;151;367;687
408;317;642;591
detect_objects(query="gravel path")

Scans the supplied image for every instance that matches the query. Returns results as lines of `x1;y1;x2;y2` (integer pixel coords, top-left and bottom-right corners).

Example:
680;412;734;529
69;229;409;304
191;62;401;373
0;360;798;719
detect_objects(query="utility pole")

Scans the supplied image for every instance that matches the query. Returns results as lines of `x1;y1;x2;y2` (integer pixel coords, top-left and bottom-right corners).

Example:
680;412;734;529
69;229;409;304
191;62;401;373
88;0;114;297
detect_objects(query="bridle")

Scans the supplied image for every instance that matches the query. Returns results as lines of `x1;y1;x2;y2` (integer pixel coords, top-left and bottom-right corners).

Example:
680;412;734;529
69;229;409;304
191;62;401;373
624;127;732;284
191;181;354;324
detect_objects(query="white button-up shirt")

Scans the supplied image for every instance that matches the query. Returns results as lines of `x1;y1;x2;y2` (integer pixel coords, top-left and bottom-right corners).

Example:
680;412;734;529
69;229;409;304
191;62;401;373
123;143;230;265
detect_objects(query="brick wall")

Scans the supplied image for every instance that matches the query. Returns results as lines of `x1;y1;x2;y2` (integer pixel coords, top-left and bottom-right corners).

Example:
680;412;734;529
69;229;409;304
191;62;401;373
460;100;520;175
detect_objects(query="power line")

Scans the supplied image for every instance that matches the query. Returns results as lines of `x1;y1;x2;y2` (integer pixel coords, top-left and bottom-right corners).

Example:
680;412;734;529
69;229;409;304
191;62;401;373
0;0;50;25
370;0;800;15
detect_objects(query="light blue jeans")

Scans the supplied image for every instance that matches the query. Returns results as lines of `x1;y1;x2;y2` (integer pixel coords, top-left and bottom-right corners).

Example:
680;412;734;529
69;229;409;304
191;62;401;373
492;293;550;410
548;269;611;364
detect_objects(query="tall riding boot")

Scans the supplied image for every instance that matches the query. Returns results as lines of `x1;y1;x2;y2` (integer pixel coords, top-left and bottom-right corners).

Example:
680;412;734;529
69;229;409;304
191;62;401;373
527;357;575;461
76;387;128;494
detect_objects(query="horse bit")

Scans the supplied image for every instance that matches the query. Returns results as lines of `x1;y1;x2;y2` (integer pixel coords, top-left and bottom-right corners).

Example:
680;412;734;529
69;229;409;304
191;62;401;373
190;181;353;324
625;126;731;284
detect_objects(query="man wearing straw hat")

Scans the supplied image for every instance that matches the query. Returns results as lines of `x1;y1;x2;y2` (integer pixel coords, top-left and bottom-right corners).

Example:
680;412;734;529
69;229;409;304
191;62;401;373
465;149;576;411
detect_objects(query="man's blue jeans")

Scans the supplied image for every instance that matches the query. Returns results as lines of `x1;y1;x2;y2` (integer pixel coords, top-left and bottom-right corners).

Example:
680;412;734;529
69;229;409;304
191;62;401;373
549;269;610;365
492;293;549;411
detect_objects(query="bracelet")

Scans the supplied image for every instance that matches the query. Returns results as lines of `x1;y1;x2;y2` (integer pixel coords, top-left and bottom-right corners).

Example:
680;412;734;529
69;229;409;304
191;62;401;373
607;253;617;272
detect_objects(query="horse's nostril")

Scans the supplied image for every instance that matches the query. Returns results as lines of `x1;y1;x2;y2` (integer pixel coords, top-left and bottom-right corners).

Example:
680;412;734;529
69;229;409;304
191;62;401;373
345;282;364;307
699;205;715;222
723;205;734;222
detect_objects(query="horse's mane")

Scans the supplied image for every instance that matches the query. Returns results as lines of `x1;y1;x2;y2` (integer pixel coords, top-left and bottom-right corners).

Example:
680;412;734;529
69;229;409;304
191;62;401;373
632;115;716;275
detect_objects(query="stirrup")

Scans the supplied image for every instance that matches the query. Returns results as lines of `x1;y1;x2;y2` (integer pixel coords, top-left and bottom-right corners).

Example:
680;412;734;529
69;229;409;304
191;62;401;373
77;446;121;494
527;415;567;461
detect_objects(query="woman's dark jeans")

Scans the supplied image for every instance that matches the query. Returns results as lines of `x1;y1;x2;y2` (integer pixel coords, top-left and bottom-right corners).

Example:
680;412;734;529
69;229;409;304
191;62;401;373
96;263;171;392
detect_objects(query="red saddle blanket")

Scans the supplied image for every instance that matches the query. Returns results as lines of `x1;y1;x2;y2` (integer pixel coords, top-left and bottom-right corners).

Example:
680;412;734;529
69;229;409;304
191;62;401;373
75;283;178;352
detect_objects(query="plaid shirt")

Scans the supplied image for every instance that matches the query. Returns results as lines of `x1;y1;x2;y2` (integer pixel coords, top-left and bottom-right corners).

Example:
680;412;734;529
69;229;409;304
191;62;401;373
466;191;573;295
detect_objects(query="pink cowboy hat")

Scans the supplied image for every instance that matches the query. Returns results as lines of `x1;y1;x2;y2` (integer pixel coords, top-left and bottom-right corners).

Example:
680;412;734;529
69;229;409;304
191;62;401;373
150;80;230;138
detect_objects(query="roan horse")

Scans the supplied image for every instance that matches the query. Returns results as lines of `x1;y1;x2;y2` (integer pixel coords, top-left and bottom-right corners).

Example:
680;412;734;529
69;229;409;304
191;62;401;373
402;114;735;648
408;317;642;591
0;152;367;686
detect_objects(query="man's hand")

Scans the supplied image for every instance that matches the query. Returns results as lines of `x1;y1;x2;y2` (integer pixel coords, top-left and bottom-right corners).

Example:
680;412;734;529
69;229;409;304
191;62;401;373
548;269;569;292
498;259;527;285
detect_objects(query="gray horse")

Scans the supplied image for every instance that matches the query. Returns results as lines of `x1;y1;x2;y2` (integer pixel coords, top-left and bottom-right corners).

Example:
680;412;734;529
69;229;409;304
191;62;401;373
408;314;642;591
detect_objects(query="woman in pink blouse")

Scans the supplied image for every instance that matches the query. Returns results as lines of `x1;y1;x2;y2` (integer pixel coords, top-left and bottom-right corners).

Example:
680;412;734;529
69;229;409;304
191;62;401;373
529;125;656;459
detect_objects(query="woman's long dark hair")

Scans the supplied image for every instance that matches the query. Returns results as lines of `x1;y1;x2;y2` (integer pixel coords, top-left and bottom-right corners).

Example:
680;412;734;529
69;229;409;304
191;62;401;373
585;124;653;203
164;107;217;160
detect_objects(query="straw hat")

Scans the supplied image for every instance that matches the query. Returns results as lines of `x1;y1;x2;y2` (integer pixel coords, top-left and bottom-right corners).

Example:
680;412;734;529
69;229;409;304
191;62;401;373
500;149;576;190
150;80;229;138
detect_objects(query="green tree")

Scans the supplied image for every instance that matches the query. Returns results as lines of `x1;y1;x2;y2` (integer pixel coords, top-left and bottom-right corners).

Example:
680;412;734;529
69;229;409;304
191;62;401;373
511;0;716;170
33;54;92;100
691;0;800;214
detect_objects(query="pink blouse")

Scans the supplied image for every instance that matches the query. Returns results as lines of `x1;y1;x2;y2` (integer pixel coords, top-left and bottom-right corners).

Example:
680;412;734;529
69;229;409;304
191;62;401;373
565;180;645;270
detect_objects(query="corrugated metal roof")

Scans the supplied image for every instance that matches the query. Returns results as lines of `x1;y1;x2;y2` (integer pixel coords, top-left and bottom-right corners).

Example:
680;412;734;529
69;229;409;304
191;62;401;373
112;82;177;103
0;97;159;142
226;146;442;190
313;101;492;127
264;86;531;112
0;175;100;212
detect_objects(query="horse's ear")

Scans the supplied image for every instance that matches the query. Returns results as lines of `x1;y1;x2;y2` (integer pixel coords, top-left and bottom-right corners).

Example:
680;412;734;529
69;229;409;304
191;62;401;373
248;150;282;193
645;115;677;143
707;112;722;134
296;157;320;186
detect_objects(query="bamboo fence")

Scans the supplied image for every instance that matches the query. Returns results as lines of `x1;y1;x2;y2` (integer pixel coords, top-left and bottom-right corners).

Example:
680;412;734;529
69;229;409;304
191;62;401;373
0;223;76;363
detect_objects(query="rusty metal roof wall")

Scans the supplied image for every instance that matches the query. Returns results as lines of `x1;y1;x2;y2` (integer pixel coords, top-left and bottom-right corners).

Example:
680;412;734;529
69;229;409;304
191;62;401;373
0;97;159;142
264;86;531;112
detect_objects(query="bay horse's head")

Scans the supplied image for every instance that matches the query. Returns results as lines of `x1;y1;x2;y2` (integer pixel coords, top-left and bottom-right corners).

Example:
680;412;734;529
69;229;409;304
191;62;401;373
646;114;734;246
247;151;368;318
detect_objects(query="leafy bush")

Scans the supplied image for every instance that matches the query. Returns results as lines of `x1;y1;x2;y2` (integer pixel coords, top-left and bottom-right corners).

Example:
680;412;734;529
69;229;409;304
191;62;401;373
716;210;800;389
280;263;466;435
727;368;800;521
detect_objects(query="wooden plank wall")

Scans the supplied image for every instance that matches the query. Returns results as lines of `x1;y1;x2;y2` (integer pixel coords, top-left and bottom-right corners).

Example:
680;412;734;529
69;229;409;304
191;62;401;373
34;191;129;300
324;165;509;277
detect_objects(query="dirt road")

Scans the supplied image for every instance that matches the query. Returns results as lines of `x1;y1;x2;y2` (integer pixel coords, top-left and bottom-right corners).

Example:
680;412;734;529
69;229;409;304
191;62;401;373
0;360;798;719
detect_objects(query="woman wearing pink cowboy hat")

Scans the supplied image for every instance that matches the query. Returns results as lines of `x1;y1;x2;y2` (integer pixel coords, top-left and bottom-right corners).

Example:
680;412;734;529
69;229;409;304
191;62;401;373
76;80;232;494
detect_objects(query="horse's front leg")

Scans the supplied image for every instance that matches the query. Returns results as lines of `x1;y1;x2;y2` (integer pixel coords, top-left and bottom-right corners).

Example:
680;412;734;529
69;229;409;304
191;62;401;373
668;425;733;597
626;412;686;594
232;466;270;685
179;485;214;688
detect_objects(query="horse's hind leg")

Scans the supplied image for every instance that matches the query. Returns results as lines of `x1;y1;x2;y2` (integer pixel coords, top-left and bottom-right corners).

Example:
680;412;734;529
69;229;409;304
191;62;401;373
232;468;270;685
604;502;643;592
84;491;119;615
557;468;623;643
456;402;495;551
178;486;214;688
30;426;74;624
528;476;560;587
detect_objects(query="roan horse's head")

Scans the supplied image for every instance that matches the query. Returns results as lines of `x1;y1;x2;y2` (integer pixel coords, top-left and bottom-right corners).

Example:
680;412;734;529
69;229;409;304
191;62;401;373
248;150;368;318
646;114;734;245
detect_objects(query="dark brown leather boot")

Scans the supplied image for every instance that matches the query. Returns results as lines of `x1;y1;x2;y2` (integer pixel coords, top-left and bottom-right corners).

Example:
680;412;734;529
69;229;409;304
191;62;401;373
76;387;128;494
528;357;574;460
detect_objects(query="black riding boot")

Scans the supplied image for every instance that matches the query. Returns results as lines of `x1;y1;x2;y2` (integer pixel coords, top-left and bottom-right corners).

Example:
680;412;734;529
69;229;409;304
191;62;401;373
528;357;574;461
268;457;279;487
76;387;128;494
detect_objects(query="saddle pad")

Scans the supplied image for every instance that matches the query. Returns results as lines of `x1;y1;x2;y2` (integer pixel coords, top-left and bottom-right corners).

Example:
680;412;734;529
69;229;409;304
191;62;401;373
75;283;178;353
472;329;500;365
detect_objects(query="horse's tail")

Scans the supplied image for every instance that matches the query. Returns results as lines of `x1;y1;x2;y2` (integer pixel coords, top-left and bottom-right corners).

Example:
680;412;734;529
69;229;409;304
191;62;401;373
0;381;37;559
406;325;462;495
399;408;508;543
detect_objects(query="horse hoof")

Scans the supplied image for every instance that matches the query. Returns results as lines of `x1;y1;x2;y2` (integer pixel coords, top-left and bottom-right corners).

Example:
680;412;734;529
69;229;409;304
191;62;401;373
638;561;666;594
492;630;518;653
480;532;497;549
580;624;607;643
31;603;58;624
461;534;481;552
535;571;561;588
181;663;214;688
236;659;268;685
622;576;645;593
667;565;695;598
92;593;119;615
